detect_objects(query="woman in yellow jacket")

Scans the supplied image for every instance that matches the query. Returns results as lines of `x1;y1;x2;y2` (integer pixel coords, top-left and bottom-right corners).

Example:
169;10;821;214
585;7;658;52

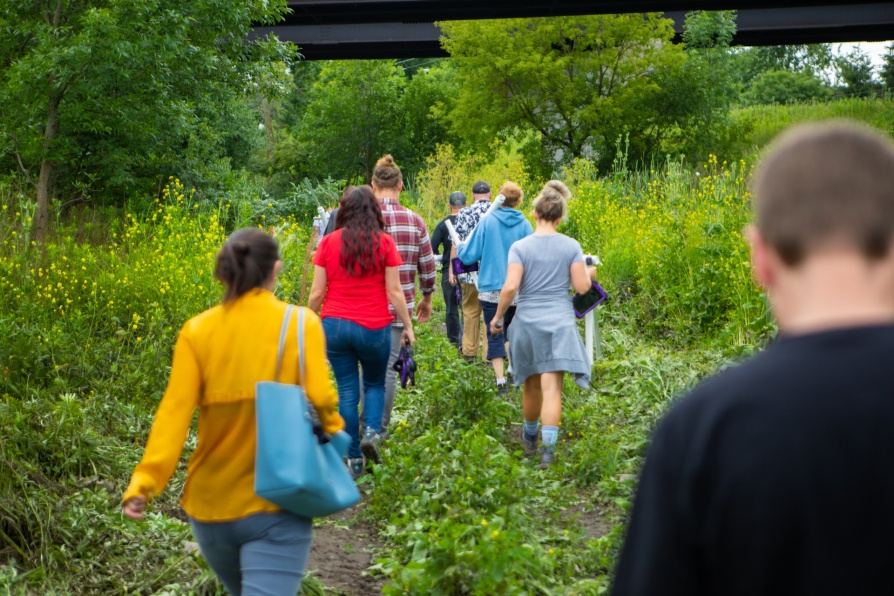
122;228;343;595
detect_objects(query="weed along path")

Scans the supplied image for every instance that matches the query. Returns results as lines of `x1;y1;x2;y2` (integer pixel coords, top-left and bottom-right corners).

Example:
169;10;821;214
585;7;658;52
317;321;639;595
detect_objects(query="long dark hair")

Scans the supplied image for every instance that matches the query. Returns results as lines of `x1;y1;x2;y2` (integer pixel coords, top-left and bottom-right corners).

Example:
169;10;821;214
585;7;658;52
214;228;280;303
335;185;387;277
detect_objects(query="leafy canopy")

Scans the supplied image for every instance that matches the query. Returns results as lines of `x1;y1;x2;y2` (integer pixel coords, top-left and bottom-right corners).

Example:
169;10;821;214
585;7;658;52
439;14;684;166
0;0;292;210
295;60;407;183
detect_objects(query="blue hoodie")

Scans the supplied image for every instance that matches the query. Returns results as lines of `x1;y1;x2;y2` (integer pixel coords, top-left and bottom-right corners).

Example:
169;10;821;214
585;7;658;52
456;207;533;293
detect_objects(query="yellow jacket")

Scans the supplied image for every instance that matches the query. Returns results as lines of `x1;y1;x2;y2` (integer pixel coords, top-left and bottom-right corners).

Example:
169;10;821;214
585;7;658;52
123;289;343;522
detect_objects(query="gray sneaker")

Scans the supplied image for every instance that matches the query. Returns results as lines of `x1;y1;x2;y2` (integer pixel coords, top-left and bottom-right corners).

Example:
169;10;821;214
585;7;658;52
521;429;538;457
539;446;556;469
360;427;382;464
347;457;365;480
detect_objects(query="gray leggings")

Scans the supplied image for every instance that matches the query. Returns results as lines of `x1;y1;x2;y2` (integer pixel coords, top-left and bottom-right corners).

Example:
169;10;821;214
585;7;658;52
189;511;312;596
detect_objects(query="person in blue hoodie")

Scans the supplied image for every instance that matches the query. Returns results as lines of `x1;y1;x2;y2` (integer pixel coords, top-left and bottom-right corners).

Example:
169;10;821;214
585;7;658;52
457;182;533;393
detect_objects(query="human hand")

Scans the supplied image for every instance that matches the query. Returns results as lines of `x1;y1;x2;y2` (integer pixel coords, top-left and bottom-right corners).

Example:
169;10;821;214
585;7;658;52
402;326;416;345
489;318;503;337
123;496;147;520
448;270;456;286
416;295;433;323
586;265;598;280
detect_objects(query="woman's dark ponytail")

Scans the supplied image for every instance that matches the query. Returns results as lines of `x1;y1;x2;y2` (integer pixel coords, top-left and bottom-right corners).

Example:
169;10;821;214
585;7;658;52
214;228;280;303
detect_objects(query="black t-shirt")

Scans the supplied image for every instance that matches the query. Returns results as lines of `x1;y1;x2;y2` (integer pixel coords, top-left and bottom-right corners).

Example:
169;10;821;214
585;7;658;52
322;208;338;236
613;325;894;596
431;214;456;273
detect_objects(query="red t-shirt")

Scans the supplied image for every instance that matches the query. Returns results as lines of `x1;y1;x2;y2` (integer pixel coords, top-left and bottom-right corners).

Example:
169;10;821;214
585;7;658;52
313;229;403;329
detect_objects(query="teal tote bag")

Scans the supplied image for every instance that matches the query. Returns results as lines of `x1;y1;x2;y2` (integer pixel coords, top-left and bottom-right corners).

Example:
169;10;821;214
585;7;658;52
255;305;360;517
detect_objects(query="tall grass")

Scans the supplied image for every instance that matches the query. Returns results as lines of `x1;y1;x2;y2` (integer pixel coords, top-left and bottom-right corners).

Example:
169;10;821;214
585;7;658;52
728;96;894;160
564;154;772;348
0;180;313;592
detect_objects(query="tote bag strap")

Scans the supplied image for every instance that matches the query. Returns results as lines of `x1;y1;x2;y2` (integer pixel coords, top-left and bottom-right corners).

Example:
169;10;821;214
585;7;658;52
297;307;306;384
274;304;294;383
295;307;328;442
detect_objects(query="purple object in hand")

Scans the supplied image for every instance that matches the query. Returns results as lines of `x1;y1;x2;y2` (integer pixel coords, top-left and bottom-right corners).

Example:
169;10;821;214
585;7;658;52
573;281;608;319
391;340;417;389
451;257;479;276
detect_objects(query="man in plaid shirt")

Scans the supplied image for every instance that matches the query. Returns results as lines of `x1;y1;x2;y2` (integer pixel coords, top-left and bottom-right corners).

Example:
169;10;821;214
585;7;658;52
449;180;492;363
371;155;435;438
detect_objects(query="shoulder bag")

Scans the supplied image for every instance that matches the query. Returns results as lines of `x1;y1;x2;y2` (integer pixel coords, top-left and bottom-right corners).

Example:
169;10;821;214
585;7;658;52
255;305;360;517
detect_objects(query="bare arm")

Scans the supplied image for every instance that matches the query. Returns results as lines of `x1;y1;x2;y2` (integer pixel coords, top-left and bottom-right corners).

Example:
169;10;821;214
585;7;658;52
307;265;328;314
386;266;416;344
490;263;524;336
570;262;597;295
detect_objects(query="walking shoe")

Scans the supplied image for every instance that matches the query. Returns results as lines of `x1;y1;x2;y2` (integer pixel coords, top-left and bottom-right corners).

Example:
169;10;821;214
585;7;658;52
496;381;508;395
347;457;365;480
507;371;514;385
360;427;382;465
539;446;556;469
521;429;538;457
462;354;476;364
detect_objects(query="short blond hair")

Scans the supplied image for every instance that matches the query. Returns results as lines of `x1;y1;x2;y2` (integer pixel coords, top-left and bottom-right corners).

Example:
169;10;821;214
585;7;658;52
753;121;894;266
499;181;523;209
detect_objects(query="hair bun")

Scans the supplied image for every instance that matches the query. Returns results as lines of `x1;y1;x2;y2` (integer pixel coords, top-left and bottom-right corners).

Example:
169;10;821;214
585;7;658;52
376;154;395;168
545;180;571;200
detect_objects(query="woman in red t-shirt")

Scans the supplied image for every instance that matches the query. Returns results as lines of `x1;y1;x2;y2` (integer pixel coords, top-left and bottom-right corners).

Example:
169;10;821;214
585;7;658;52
309;185;415;478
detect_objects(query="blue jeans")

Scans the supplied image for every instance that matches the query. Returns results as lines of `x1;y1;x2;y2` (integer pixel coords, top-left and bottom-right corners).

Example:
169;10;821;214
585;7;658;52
322;317;391;458
189;511;312;596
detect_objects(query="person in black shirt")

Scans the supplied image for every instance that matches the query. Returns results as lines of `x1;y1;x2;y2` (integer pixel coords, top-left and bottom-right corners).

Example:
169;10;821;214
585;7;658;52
430;191;467;351
613;122;894;595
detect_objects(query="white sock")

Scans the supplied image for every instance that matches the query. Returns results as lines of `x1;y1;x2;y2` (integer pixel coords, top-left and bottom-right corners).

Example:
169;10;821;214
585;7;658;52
496;377;506;385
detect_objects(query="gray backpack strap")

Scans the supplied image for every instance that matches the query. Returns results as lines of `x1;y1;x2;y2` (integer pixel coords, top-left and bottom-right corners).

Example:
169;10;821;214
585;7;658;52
275;305;294;383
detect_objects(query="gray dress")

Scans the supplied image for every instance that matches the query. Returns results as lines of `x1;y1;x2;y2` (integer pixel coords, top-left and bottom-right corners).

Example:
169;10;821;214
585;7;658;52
507;233;591;388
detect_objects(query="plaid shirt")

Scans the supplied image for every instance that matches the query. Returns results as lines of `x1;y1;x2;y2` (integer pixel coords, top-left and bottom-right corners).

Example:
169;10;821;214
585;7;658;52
381;198;436;326
453;199;490;284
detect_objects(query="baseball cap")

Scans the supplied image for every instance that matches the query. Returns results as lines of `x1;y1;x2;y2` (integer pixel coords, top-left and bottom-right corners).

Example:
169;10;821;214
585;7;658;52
472;181;491;194
449;191;467;207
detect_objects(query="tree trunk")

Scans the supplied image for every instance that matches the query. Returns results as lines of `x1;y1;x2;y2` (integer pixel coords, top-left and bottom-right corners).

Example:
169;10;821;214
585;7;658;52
34;91;61;243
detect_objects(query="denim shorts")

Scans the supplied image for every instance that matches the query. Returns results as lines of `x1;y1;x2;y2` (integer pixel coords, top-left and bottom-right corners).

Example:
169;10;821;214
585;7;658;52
479;300;516;360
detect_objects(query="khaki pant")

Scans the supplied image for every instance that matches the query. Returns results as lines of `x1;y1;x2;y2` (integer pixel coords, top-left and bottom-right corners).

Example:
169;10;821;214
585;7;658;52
461;282;487;360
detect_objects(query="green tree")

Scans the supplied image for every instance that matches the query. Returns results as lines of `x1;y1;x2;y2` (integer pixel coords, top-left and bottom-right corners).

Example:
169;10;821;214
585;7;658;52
736;44;835;87
0;0;291;240
400;60;460;175
439;14;684;167
836;47;881;98
746;69;833;105
880;43;894;91
296;60;407;183
642;10;739;161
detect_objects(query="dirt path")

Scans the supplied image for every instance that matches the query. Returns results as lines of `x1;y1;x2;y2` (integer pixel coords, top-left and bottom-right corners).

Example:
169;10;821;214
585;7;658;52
307;498;386;595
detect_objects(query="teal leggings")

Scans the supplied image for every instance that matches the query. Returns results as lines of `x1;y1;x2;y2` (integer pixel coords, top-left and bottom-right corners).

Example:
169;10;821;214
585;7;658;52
189;511;312;596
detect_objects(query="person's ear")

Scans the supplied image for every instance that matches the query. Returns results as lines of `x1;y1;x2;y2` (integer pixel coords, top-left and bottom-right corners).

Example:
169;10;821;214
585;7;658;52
267;260;283;289
745;225;774;290
398;180;404;193
371;183;379;195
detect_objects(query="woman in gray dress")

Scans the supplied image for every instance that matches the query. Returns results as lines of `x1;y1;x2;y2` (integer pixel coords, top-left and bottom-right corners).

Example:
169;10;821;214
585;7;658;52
489;180;596;468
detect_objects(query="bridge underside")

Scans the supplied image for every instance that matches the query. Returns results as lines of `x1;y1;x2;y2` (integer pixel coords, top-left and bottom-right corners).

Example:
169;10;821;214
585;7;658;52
252;1;894;60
